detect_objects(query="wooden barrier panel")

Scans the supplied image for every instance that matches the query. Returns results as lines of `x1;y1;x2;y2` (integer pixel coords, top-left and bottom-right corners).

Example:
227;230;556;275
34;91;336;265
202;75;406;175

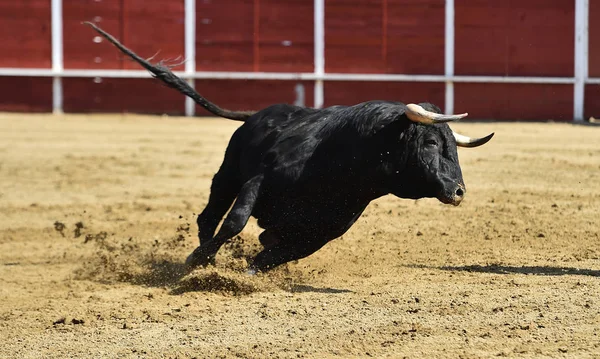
455;0;574;77
0;77;52;112
324;81;445;110
63;0;123;69
196;1;255;71
588;0;600;77
0;0;588;120
584;85;600;119
119;0;185;70
196;0;313;72
194;80;315;115
385;0;445;74
0;1;51;68
455;83;573;121
63;0;184;70
325;0;445;74
63;78;185;115
257;0;314;72
326;0;386;73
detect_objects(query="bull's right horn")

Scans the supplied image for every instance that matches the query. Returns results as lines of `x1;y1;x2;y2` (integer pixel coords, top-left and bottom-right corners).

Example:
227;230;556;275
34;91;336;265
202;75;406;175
453;131;495;148
405;103;468;125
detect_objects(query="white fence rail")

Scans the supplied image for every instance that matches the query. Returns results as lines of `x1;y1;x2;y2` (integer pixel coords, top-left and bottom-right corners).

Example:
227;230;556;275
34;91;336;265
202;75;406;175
0;0;594;121
0;68;581;84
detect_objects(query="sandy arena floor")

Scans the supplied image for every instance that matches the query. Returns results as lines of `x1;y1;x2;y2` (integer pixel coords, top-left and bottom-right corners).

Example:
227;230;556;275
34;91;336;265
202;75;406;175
0;112;599;358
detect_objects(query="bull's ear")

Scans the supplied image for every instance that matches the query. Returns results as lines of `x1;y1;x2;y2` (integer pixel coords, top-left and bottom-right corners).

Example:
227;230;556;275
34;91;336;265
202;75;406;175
377;117;412;143
369;109;408;134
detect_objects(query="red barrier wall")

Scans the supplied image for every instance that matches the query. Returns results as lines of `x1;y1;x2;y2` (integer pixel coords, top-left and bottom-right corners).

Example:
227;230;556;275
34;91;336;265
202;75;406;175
63;0;185;70
325;0;445;74
63;78;186;115
455;0;574;77
0;1;51;69
454;0;574;121
195;0;313;72
194;80;315;115
588;0;600;78
0;1;52;112
455;83;573;121
585;0;600;118
0;0;593;120
324;81;445;111
0;77;53;113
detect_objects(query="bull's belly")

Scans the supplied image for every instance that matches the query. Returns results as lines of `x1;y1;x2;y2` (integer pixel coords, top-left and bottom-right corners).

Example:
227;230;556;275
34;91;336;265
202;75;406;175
252;191;368;240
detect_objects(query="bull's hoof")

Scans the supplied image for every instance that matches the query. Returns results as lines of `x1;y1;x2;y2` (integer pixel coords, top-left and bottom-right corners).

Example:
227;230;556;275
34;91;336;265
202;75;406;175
245;268;258;276
185;246;216;269
246;269;257;276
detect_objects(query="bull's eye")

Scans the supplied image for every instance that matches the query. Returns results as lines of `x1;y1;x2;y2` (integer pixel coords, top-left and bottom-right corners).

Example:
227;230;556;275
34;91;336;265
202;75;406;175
424;139;438;147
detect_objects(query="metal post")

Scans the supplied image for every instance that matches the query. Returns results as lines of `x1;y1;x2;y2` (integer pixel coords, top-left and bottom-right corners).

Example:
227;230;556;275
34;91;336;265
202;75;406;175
444;0;455;115
314;0;325;108
185;0;196;117
574;0;589;122
51;0;63;114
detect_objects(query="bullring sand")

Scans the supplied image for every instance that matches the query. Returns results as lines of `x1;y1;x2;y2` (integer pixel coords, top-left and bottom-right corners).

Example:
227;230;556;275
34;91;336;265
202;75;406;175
0;113;599;358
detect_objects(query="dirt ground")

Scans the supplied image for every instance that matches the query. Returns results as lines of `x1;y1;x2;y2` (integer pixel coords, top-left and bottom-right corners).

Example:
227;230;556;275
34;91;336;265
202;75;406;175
0;112;599;358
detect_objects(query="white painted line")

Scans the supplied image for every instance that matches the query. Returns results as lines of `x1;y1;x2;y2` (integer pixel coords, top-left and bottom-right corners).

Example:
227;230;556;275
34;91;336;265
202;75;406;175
0;68;581;84
450;75;575;84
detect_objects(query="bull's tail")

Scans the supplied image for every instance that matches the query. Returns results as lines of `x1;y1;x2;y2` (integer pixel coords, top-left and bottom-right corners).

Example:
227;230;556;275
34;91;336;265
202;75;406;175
83;21;256;121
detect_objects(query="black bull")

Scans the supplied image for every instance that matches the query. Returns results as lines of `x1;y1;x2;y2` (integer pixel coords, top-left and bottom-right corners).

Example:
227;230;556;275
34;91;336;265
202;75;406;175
86;22;494;273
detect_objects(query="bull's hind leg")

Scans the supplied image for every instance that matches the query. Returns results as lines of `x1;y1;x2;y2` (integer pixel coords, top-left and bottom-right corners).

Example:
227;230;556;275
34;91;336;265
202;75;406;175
196;171;239;246
186;174;263;268
195;137;243;246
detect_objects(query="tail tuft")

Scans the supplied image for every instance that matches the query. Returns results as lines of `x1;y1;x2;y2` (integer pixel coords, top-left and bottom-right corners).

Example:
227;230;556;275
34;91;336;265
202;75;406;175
83;21;256;121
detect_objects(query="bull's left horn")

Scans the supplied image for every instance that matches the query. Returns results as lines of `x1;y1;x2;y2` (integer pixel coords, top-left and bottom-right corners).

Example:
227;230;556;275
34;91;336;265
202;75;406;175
405;103;468;125
453;131;494;148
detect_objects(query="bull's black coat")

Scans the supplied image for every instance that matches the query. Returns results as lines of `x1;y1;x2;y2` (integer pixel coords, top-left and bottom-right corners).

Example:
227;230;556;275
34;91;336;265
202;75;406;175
86;22;486;272
193;101;466;271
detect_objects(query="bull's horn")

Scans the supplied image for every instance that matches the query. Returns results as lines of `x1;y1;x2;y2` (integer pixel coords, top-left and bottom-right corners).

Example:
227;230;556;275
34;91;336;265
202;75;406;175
453;131;494;148
405;103;468;125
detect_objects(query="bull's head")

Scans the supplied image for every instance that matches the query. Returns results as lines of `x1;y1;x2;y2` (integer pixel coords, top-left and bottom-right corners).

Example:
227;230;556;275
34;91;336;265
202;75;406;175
388;103;493;206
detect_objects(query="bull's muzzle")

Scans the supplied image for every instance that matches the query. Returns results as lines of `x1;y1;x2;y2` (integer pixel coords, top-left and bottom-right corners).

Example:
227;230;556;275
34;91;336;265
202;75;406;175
451;183;465;206
439;183;465;206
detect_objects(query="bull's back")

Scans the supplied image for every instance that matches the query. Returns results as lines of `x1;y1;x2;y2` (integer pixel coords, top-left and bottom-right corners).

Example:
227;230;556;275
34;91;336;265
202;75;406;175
234;104;321;179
